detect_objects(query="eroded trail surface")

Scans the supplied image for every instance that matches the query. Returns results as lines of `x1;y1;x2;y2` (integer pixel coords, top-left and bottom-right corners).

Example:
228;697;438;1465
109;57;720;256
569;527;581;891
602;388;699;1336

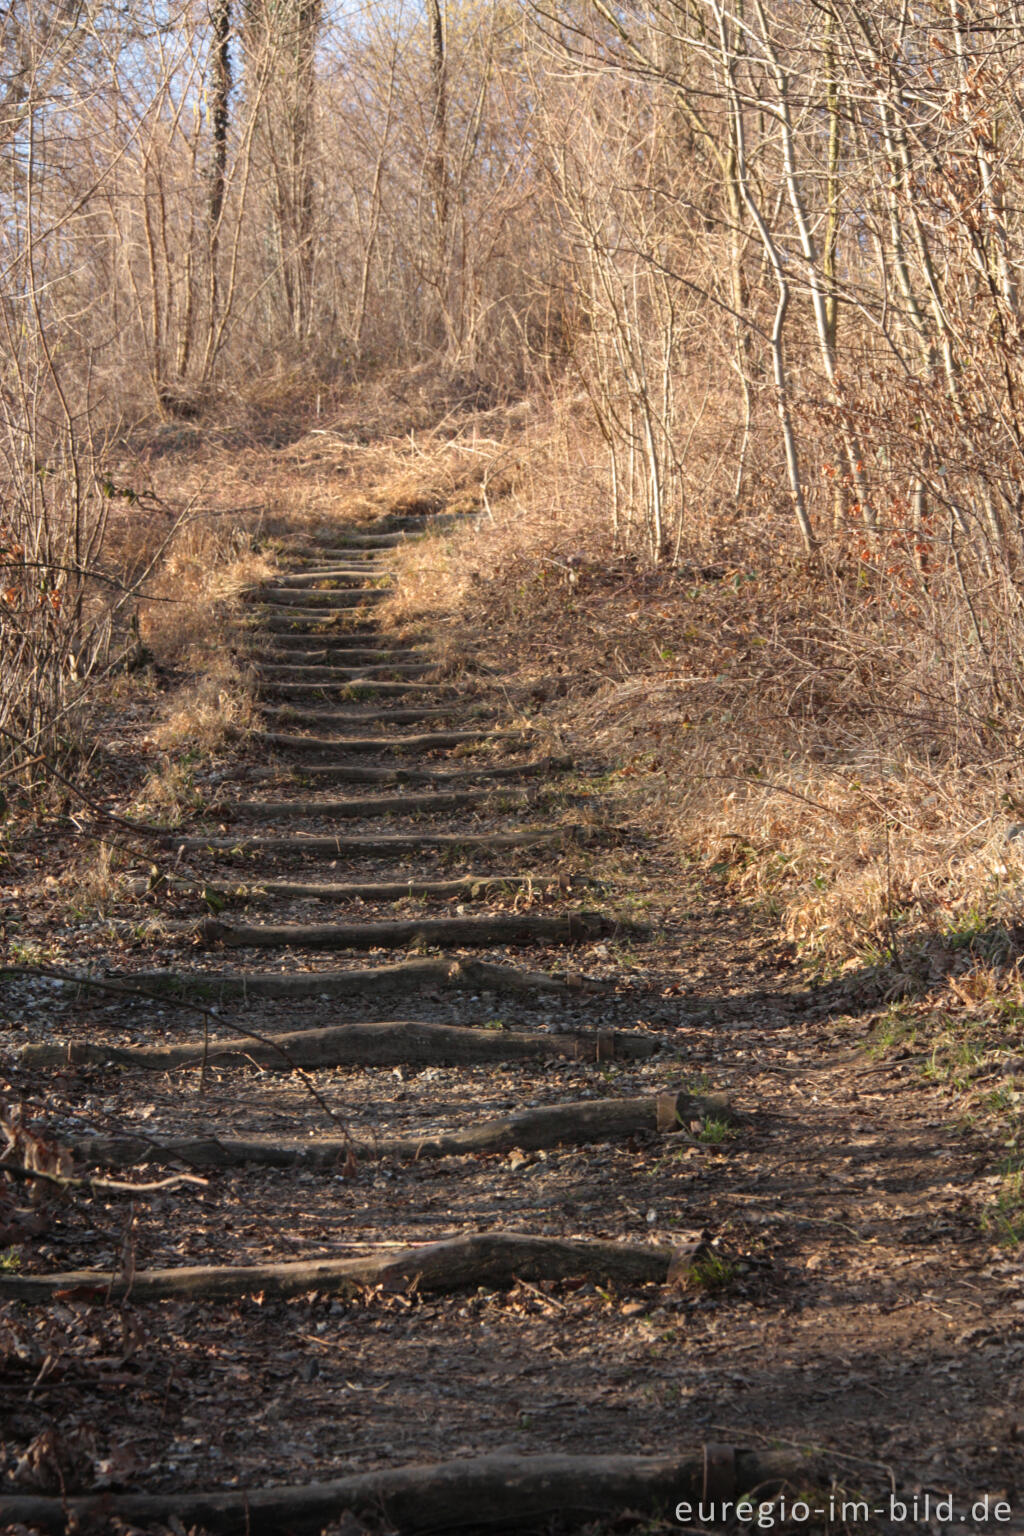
2;509;1023;1534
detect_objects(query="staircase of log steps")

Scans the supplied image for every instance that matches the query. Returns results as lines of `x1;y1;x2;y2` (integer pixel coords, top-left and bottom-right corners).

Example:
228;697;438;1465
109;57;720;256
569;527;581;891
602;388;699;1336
1;508;772;1534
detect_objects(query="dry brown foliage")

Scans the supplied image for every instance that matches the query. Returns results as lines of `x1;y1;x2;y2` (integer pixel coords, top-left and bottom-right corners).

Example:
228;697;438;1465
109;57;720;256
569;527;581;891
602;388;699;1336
377;405;1024;976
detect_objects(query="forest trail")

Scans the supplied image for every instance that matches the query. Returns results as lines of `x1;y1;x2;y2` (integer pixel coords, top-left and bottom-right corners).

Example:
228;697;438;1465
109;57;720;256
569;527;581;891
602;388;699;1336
2;505;1023;1534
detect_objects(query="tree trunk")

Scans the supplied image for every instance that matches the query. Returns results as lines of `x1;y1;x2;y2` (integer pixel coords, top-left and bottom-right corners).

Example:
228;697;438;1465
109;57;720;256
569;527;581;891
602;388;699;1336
425;0;451;347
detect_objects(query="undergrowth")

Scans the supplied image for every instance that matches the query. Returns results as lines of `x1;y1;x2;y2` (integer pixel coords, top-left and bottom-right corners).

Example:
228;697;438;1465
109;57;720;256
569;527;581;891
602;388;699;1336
357;394;1024;1222
378;400;1024;991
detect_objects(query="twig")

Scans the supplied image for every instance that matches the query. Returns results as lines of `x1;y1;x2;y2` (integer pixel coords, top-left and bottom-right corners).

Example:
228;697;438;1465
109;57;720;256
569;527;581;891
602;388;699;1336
0;557;183;603
0;1160;208;1197
512;1276;569;1310
880;816;898;961
0;722;181;842
692;771;834;815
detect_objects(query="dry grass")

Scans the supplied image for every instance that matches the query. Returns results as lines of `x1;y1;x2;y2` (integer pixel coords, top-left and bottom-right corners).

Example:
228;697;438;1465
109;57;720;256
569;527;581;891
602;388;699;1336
61;844;135;916
131;756;208;825
42;366;1024;996
377;401;1024;988
134;521;265;763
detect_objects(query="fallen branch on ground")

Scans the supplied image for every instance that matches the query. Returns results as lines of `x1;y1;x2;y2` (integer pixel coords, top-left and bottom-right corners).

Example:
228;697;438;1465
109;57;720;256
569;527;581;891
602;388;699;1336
127;873;563;903
17;1020;661;1072
73;1089;733;1169
254;728;522;753
214;788;526;819
284;753;571;783
0;1445;811;1534
172;826;580;857
11;956;610;1001
0;1160;208;1197
0;1230;702;1302
196;910;628;951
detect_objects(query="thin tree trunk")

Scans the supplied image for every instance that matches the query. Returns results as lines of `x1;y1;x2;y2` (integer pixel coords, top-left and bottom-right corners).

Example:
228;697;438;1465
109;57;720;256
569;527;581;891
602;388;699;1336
714;4;813;553
426;0;451;347
206;0;231;347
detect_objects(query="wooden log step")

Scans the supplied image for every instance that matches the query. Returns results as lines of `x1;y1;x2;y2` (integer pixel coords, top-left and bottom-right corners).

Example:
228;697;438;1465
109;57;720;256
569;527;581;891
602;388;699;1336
254;642;424;660
281;545;394;557
220;789;526;818
281;539;403;558
255;662;437;682
257;729;522;753
283;541;394;550
17;1019;659;1072
128;873;549;903
332;515;428;535
258;679;439;698
197;910;623;950
285;529;413;548
73;1090;733;1170
260;629;423;649
77;957;603;1001
0;1232;688;1307
254;586;391;607
274;536;411;556
256;680;443;700
282;546;402;559
258;707;465;727
256;755;569;785
256;663;432;681
254;626;414;645
254;602;385;622
249;649;425;666
278;541;394;553
172;826;583;857
257;680;445;699
252;589;387;610
0;1447;807;1536
367;512;431;530
261;569;394;587
254;600;388;622
270;572;393;587
256;612;388;634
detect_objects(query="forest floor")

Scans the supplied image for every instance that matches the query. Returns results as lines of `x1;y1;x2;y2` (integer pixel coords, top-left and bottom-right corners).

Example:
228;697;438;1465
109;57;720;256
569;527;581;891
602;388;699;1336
1;413;1023;1536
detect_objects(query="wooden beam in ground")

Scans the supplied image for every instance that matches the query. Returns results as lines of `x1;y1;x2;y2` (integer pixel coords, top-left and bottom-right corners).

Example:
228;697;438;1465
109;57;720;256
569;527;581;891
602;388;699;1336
0;1447;811;1536
75;1090;734;1169
196;909;629;950
0;1231;691;1303
17;1020;659;1072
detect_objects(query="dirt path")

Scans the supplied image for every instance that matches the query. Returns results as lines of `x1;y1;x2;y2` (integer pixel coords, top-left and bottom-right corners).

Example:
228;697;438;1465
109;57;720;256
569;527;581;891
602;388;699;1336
2;509;1023;1534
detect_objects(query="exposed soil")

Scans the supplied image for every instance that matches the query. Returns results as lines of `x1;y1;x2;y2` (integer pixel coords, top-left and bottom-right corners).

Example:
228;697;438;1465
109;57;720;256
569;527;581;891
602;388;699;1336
2;502;1023;1536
